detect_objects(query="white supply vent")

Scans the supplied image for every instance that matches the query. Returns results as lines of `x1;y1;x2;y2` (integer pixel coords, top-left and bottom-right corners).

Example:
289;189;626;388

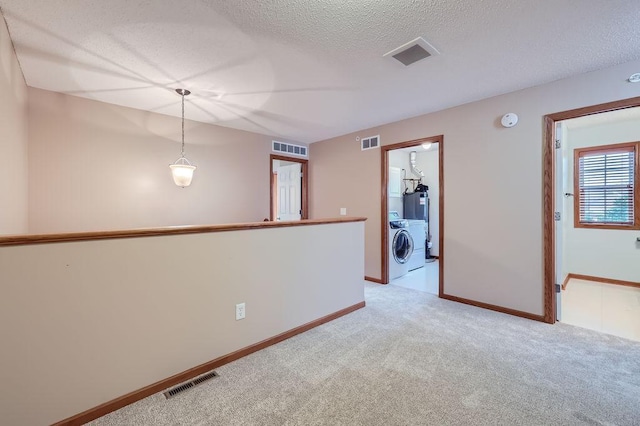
272;141;308;158
361;135;380;151
384;37;440;67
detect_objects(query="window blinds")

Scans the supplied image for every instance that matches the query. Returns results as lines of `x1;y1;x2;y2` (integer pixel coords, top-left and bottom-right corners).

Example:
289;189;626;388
577;147;634;225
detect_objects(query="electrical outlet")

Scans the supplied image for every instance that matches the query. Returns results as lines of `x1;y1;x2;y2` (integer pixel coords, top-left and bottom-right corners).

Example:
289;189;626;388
340;207;347;216
235;303;245;320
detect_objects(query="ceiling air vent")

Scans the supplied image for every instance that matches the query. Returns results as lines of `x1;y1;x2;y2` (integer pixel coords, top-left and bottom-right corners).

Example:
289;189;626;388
273;141;308;158
361;135;380;151
384;37;440;67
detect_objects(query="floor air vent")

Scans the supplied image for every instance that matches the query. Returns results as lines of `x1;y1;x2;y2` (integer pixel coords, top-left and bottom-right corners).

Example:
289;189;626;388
163;371;219;399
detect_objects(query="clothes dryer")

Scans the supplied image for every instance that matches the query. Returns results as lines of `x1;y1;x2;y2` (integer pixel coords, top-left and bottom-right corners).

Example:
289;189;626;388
406;220;426;271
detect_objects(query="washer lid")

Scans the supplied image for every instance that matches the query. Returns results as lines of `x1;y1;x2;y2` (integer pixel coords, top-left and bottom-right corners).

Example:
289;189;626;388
390;220;409;229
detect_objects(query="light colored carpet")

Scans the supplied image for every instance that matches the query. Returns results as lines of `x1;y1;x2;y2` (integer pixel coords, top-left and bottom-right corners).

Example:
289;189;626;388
89;283;640;425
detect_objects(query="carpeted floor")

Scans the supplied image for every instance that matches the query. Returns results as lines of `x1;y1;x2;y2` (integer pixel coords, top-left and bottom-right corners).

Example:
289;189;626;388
89;283;640;425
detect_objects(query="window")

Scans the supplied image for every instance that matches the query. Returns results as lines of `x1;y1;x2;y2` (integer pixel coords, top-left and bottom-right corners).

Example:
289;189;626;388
574;142;639;229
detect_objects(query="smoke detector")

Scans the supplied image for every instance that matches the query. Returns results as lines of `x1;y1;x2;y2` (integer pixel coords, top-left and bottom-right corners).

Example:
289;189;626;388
501;113;519;128
384;37;440;67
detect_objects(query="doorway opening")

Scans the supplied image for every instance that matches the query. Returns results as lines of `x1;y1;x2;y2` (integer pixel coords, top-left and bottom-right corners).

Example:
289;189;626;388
270;154;308;221
381;136;444;297
543;96;640;327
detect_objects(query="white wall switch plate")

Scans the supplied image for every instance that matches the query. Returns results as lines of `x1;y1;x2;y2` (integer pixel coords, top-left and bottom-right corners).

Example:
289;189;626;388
340;208;347;216
235;302;245;320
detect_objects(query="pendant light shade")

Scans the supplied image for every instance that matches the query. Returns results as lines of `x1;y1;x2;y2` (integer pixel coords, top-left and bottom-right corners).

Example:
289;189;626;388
170;158;196;187
170;88;196;187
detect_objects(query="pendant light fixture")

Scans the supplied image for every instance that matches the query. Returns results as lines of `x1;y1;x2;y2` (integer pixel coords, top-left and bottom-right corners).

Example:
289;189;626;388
170;88;196;187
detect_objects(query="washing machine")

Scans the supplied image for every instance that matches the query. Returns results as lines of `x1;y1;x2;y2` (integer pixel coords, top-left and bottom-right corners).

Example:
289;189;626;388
389;211;414;280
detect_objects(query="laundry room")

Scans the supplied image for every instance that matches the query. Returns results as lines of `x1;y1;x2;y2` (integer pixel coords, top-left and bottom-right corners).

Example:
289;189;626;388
387;143;440;294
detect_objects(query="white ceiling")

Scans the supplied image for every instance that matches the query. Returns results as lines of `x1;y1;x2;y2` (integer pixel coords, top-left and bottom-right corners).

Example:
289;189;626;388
2;1;640;143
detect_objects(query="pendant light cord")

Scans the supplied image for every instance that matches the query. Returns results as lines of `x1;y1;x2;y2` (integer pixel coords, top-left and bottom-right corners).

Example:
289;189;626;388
169;88;195;187
181;92;185;158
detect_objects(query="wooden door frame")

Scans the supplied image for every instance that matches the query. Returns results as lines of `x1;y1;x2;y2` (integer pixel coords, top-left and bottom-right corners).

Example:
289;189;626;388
270;154;309;221
542;95;640;324
381;135;444;297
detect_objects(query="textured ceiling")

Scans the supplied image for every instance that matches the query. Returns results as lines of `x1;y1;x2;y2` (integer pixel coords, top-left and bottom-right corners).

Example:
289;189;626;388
2;0;640;143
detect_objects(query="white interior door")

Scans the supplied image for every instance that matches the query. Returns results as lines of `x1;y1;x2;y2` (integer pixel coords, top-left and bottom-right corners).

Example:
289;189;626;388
555;122;565;321
276;162;302;221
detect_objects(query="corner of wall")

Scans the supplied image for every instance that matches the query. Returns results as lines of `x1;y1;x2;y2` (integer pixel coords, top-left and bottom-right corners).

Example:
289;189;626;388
0;12;29;234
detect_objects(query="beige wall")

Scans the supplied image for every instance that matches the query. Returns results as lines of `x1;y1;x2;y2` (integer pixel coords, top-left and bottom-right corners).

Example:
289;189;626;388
0;221;365;425
562;118;640;282
310;139;381;277
27;88;281;233
0;17;28;234
310;59;640;316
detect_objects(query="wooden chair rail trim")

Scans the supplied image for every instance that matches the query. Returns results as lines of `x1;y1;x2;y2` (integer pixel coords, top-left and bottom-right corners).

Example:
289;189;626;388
561;274;572;290
0;217;367;247
561;273;640;290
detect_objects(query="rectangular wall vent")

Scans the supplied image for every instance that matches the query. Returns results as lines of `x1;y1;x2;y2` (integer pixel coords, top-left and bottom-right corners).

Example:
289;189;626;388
273;141;308;158
361;135;380;151
163;370;219;399
383;37;440;67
